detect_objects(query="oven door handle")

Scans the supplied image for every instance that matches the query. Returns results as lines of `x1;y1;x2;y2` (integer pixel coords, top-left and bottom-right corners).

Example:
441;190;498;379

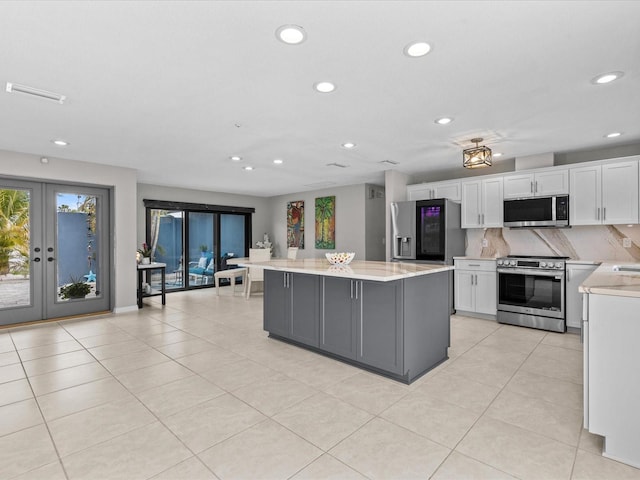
497;268;564;278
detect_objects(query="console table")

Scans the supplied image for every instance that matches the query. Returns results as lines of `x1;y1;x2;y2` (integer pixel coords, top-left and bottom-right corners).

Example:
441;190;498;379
137;262;166;308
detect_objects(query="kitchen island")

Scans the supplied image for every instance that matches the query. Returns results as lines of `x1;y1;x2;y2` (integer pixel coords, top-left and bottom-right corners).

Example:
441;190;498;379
580;262;640;468
248;259;453;384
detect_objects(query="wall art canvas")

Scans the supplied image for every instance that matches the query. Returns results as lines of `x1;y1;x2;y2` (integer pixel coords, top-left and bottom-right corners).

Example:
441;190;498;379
287;200;304;248
315;196;335;249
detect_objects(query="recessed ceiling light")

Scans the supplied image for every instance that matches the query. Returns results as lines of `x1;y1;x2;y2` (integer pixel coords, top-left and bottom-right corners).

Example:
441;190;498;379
592;71;624;84
341;142;356;149
493;152;503;157
273;159;283;164
52;139;69;146
314;82;336;93
435;117;453;125
243;166;253;171
276;25;306;45
606;132;622;138
230;156;242;161
404;41;432;57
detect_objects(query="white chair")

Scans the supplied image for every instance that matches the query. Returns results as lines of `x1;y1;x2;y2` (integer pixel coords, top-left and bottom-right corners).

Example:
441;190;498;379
287;247;298;259
213;268;247;296
246;248;271;299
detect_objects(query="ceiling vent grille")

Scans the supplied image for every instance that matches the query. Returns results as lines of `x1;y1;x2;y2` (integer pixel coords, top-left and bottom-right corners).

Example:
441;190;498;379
326;162;348;168
6;82;65;104
380;159;399;165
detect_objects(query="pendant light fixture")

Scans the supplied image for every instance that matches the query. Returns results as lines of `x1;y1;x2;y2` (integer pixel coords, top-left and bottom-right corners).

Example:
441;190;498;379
463;137;492;168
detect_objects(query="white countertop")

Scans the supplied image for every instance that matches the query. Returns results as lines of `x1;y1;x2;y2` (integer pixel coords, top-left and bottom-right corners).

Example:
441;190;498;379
234;259;453;282
453;257;496;262
579;262;640;298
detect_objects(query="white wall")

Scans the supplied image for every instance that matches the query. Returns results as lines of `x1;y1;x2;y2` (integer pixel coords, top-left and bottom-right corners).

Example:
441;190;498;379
136;183;271;251
0;149;138;311
268;184;366;260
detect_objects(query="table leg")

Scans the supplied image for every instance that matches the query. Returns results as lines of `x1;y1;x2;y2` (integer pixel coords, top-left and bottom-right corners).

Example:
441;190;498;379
161;267;166;305
137;269;143;308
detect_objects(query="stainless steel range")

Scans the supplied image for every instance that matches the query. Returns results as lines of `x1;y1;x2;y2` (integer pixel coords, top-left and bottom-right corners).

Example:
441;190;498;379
496;255;569;333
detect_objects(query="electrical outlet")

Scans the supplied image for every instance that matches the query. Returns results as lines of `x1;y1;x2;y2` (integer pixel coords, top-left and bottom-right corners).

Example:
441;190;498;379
481;238;488;247
623;237;632;248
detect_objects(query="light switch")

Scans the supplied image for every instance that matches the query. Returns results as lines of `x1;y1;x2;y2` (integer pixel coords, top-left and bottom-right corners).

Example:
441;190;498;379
482;238;488;247
623;237;632;248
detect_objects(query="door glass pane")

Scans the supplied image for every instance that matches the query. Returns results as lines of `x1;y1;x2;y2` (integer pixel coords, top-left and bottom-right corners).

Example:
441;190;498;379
220;214;245;267
0;188;31;309
187;212;215;286
150;209;183;290
56;193;99;302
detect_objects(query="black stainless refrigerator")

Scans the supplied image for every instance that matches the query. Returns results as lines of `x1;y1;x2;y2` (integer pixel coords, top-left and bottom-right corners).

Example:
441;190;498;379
391;199;464;264
390;198;465;312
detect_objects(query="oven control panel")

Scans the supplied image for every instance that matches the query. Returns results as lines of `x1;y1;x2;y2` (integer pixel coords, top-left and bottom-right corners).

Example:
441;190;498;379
497;257;567;270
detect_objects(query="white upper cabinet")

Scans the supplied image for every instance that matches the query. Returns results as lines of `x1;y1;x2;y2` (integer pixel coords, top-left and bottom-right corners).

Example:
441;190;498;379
503;168;568;199
407;180;461;202
461;177;503;228
570;159;639;225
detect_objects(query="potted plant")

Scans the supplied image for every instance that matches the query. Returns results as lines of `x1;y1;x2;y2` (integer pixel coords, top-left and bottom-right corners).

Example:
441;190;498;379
59;276;92;299
137;242;152;264
199;244;208;255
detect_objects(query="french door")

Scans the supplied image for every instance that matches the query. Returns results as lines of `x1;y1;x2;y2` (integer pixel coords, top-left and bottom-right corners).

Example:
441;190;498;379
0;179;110;326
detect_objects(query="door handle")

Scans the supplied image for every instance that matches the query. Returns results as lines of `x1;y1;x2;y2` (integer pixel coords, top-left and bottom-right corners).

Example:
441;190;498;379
603;207;606;221
530;181;534;193
535;181;538;193
47;257;55;262
33;257;41;262
596;207;600;220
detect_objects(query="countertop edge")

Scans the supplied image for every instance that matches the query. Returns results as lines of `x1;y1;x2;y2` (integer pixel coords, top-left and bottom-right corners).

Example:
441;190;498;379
579;262;640;298
237;259;454;282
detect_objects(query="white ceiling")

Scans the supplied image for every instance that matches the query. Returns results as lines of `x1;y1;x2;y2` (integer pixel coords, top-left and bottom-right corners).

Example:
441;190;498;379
1;1;639;197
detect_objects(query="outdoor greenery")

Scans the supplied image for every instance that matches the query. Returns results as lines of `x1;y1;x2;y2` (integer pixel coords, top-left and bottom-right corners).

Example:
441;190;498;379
0;189;30;276
59;276;92;299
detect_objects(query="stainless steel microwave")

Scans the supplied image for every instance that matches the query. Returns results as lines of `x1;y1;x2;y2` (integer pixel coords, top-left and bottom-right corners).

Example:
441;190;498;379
503;195;569;228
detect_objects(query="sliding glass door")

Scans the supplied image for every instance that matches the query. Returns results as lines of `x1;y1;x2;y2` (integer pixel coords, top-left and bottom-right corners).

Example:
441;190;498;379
144;200;253;292
187;212;215;287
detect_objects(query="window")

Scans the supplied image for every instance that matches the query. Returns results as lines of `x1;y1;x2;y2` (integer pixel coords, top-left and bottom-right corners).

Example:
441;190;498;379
144;200;253;291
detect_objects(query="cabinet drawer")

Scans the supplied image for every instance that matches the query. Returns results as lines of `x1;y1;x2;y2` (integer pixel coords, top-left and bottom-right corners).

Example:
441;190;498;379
454;259;496;272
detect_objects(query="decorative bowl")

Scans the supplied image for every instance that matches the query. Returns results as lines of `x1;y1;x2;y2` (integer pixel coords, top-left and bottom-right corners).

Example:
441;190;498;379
325;252;355;265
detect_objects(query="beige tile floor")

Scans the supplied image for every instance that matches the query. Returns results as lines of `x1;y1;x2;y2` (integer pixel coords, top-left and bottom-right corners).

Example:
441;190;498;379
2;287;640;480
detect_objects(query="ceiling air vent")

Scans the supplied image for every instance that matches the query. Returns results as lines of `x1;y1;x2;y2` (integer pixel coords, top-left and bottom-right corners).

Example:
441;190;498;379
380;159;399;165
6;82;65;104
326;162;348;168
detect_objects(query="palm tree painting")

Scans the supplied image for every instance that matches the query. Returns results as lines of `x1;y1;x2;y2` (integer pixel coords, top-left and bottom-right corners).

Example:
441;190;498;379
315;196;335;249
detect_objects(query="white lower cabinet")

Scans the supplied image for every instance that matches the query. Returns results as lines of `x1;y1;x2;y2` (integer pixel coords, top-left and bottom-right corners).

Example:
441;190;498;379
454;259;496;317
565;263;599;329
585;293;640;467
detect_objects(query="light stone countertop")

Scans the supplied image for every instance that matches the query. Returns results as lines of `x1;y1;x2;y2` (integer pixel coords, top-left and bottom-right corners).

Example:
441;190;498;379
453;256;496;261
579;262;640;298
233;258;453;282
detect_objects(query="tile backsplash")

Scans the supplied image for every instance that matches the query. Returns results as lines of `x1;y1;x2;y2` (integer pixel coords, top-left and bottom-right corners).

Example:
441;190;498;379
466;225;640;262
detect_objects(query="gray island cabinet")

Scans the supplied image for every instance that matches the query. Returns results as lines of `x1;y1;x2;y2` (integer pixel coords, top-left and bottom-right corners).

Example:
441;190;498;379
260;259;452;384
